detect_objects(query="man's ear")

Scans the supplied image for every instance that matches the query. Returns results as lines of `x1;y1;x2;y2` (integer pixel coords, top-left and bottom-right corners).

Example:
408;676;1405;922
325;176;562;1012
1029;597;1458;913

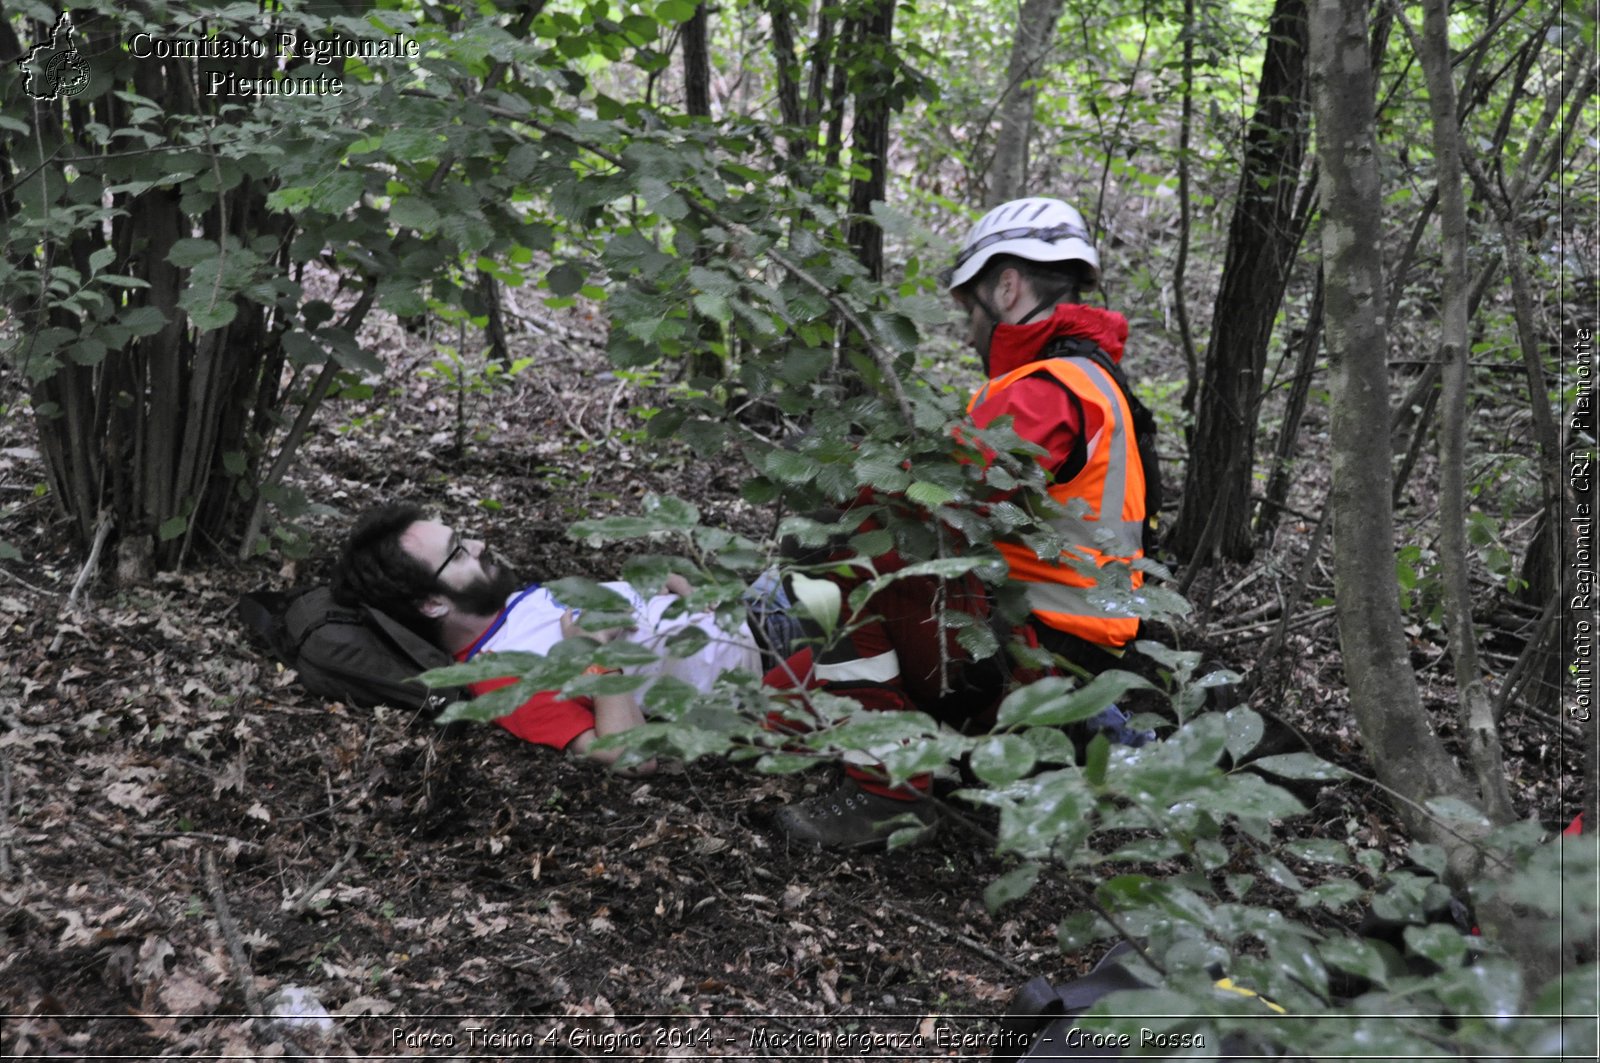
997;266;1028;313
419;595;449;619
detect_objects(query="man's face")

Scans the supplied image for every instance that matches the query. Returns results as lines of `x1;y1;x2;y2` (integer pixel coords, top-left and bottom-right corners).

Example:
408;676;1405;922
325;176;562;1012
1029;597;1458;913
401;519;518;617
947;291;985;357
954;288;995;365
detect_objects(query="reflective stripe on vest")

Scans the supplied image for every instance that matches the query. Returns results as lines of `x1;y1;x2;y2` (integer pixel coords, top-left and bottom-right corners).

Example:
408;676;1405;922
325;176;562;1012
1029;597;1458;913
969;356;1147;645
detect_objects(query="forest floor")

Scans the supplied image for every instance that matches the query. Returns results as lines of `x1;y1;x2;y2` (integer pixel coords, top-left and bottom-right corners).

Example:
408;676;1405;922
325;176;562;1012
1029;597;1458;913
0;292;1580;1060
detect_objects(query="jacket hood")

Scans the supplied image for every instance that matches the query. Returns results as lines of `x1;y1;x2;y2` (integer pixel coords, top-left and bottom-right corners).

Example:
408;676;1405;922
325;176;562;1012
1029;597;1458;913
988;304;1129;377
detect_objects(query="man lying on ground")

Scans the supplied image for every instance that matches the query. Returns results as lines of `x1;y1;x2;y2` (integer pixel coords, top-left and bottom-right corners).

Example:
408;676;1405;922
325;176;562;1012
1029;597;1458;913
334;503;761;770
335;503;1147;847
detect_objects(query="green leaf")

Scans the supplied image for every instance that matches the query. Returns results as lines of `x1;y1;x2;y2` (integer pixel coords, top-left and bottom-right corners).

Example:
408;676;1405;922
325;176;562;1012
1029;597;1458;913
1057;911;1109;951
1224;707;1264;760
66;338;107;366
422;651;564;689
157;516;187;541
546;263;586;297
995;670;1153;729
1256;854;1304;891
563;670;651;698
642;676;702;719
1246;753;1348;781
1282;838;1351;866
167;238;218;268
1431;957;1525;1018
311;170;364;213
282;331;325;365
787;574;840;637
763;449;817;485
1211;771;1306;822
389;195;441;230
870;311;919;352
984;863;1042;913
185;297;238;331
121;306;168;338
854;454;910;493
969;734;1037;787
1083;730;1111;787
756;752;821;774
543;577;634;614
1316;936;1390;986
1402;923;1469;968
692;291;730;323
642;494;700;528
1423;796;1492;831
904;481;955;507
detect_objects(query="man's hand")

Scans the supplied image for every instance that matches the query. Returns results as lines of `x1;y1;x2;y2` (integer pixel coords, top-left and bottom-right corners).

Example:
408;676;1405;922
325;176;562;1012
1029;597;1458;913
664;573;694;598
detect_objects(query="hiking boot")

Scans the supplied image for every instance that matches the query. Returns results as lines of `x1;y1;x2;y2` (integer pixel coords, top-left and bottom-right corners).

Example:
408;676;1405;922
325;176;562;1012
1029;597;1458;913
774;777;939;851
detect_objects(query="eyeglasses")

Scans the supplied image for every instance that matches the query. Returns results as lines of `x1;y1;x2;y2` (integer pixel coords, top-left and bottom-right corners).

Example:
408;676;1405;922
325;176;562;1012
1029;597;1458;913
432;539;466;581
951;222;1092;273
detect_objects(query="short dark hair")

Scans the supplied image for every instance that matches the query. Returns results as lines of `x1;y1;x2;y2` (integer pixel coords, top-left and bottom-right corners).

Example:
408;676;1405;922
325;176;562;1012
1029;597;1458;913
335;503;439;639
971;254;1096;305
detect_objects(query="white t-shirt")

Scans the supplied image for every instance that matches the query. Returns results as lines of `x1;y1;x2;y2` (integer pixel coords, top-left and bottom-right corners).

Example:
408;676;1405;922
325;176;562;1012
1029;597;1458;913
472;582;760;693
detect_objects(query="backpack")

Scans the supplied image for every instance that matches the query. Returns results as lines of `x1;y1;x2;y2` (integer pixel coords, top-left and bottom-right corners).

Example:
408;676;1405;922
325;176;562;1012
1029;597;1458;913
238;585;464;713
1041;336;1165;554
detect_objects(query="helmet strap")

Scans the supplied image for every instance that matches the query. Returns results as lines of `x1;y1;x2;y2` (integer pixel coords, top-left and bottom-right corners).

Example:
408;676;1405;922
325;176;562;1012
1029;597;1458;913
1016;282;1079;326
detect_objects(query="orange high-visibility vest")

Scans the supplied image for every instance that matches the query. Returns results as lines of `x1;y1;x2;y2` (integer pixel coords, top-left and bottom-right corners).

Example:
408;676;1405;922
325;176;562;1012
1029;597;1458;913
968;355;1147;647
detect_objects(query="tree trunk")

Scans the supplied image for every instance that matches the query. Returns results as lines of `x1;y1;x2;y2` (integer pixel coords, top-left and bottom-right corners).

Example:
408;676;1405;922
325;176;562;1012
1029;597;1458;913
844;0;895;281
1257;270;1323;536
765;0;802;129
1411;0;1515;824
1168;0;1312;563
987;0;1067;207
1308;0;1474;846
683;2;712;116
1173;0;1200;413
476;269;509;365
682;3;723;383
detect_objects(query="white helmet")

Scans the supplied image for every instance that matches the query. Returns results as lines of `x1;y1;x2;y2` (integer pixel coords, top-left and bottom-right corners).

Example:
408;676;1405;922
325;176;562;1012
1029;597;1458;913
946;197;1099;291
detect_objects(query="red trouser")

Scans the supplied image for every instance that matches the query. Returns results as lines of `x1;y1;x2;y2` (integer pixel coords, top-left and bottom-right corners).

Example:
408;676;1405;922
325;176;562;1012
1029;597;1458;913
763;558;997;800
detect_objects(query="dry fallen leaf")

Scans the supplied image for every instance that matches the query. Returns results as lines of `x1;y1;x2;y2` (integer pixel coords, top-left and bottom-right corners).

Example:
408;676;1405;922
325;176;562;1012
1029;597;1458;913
159;969;222;1015
105;781;163;817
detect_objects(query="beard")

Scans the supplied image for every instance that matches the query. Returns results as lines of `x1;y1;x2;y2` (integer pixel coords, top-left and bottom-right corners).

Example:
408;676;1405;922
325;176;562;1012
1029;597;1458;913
446;554;520;616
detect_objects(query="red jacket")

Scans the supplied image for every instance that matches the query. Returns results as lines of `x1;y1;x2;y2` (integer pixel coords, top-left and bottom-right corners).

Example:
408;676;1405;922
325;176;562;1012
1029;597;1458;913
968;303;1131;476
968;304;1146;647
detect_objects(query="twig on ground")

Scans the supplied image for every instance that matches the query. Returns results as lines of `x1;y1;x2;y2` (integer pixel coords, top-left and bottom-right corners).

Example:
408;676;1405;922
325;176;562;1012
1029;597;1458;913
1208;561;1270;610
537;373;594;442
0;753;13;881
0;567;59;596
1214;604;1337;642
600;376;629;443
874;899;1031;979
202;852;264;1013
283;841;359;915
65;511;112;612
134;831;263;849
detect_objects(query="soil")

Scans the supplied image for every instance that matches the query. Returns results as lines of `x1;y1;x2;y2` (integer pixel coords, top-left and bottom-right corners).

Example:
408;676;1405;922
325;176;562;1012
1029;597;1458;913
0;296;1579;1059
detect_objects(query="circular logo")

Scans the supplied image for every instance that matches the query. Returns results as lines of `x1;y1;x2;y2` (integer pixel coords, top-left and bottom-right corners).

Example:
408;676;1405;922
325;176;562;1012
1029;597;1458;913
47;50;89;98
